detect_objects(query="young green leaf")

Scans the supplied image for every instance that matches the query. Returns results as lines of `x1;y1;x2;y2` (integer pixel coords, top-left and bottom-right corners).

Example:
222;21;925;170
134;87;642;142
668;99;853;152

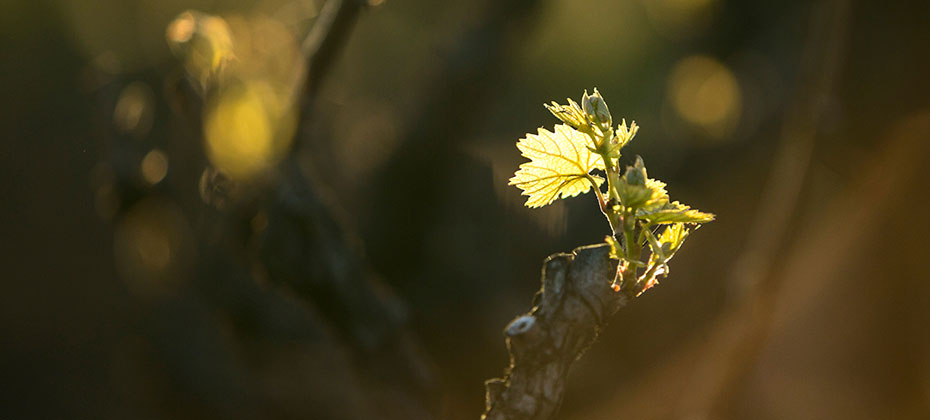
615;119;639;150
638;201;716;224
637;222;692;295
656;223;690;259
510;124;606;208
544;98;588;133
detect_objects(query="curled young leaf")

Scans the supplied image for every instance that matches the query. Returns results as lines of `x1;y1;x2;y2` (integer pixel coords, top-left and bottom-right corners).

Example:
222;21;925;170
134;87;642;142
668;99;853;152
544;98;588;132
615;118;639;150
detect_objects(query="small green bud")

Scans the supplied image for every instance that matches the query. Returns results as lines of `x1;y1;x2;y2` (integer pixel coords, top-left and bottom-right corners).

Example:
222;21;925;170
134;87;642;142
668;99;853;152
582;88;612;131
618;156;662;209
623;156;647;186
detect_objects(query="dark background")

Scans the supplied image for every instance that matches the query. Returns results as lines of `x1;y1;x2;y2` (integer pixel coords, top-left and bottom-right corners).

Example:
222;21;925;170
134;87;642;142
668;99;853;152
2;0;930;418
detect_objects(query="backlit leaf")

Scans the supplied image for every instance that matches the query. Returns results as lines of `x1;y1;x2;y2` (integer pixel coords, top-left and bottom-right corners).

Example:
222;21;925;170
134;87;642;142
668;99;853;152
509;124;606;208
638;222;691;295
544;98;588;132
638;201;715;224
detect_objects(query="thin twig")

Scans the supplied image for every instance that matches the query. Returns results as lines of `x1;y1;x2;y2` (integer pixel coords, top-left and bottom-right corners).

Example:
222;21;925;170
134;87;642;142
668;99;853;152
292;0;365;126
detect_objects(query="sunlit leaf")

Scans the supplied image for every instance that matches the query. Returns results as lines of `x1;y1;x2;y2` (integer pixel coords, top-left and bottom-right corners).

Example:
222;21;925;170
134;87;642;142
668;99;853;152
615;118;639;150
656;222;690;261
638;223;692;295
544;98;588;132
509;124;606;208
638;201;715;224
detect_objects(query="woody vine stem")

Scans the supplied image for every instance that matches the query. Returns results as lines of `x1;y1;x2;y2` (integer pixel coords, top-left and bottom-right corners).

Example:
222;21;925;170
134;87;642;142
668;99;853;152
483;89;714;420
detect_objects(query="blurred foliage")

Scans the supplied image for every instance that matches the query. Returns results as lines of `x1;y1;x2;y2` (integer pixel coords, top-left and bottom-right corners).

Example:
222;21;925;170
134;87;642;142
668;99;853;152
2;0;930;419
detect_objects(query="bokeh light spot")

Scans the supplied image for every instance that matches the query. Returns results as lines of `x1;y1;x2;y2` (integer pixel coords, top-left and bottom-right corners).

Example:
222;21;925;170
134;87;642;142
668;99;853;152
668;55;742;140
185;14;300;182
140;149;168;185
204;81;292;180
166;10;235;89
165;11;195;44
113;82;154;137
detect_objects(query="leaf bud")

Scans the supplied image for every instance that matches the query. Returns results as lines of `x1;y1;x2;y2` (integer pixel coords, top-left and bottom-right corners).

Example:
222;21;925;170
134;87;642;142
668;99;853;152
623;156;647;186
582;88;612;131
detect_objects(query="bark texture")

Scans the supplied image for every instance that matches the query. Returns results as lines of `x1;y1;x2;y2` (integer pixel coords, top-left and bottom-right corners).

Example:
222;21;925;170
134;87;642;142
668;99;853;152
483;243;625;420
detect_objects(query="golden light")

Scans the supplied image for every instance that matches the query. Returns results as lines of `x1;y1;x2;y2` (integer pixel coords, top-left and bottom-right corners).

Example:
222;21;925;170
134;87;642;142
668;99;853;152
166;10;235;89
191;13;300;181
204;80;295;180
165;11;195;44
140;149;168;185
668;55;742;140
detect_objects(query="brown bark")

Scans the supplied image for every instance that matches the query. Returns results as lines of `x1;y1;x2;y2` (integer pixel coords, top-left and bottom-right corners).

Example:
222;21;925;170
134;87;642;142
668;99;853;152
483;244;625;420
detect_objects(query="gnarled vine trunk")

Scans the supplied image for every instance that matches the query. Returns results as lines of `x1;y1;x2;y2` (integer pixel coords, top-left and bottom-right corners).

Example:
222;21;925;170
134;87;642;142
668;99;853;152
483;244;625;420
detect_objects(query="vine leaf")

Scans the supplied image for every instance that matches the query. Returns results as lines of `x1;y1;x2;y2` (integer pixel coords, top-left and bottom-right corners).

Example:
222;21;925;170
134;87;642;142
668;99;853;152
638;201;716;224
509;124;606;208
639;222;692;295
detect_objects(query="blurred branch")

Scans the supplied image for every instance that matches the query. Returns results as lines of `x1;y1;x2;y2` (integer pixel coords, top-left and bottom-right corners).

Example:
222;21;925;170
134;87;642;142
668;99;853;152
483;244;622;420
727;0;851;297
252;0;438;413
255;0;439;415
366;0;545;281
97;0;436;417
293;0;365;116
678;0;852;417
266;0;390;355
